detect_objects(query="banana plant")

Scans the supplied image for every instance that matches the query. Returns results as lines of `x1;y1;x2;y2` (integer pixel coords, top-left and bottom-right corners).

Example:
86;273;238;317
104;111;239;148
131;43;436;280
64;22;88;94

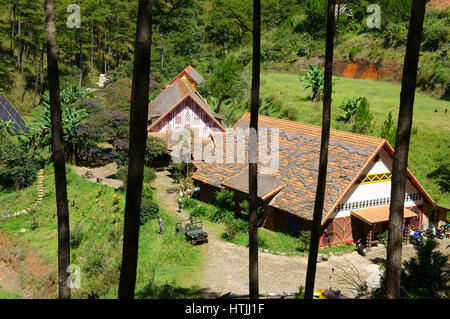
0;119;16;138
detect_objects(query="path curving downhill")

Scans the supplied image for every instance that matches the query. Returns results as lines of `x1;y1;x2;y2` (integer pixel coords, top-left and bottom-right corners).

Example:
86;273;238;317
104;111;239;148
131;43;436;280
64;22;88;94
152;170;450;298
0;169;45;222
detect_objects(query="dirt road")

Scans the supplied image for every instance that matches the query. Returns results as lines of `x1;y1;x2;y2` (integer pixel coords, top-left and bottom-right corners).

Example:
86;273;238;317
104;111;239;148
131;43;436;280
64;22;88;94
153;170;450;298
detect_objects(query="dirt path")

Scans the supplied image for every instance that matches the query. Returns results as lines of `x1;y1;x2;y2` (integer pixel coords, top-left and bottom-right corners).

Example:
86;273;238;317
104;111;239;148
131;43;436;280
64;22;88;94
71;163;123;188
152;170;450;298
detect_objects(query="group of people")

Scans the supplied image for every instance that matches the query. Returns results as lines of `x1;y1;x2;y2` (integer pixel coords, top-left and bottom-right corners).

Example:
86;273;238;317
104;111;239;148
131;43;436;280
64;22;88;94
157;186;200;236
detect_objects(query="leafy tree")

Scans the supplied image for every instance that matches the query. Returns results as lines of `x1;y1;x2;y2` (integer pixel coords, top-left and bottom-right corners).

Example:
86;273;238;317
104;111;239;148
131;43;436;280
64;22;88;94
215;188;235;211
140;196;159;225
401;238;449;298
298;231;311;252
380;111;397;147
351;97;373;134
145;136;167;166
300;64;324;103
29;103;89;163
0;137;38;190
0;119;16;138
338;97;363;123
373;238;449;299
209;55;243;113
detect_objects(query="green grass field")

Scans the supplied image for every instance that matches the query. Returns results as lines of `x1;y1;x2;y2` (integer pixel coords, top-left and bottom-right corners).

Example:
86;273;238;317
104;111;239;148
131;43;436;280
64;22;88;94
0;165;203;299
260;72;450;207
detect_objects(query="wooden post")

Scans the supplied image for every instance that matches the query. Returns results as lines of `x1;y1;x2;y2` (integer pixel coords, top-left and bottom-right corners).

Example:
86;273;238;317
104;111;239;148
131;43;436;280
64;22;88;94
405;220;410;244
367;225;373;251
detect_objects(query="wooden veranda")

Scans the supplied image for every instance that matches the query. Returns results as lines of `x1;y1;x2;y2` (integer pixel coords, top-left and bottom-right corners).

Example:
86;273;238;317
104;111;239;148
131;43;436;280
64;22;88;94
350;205;417;250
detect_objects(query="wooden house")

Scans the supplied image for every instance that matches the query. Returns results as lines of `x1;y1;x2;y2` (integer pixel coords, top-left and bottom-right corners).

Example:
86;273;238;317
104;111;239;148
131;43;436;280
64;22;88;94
192;113;448;248
147;66;226;148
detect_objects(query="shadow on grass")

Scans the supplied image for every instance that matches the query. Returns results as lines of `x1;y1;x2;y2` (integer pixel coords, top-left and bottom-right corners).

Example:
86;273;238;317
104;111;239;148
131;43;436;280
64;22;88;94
136;282;215;299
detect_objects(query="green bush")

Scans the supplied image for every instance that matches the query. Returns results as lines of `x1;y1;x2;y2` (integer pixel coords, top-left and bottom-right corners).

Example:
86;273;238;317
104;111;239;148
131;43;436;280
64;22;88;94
143;167;156;184
70;224;84;249
190;206;209;218
145;136;167;166
380;111;397;147
246;232;268;249
279;105;298;121
223;216;249;240
351;97;373;134
115;166;128;181
377;230;389;246
182;197;198;209
348;45;362;61
0;137;38;190
422;11;449;52
223;218;241;240
300;63;324;103
210;208;233;223
115;166;156;184
383;23;408;48
142;185;155;200
401;238;449;298
140;197;159;225
373;238;449;299
298;231;311;252
215;189;235;211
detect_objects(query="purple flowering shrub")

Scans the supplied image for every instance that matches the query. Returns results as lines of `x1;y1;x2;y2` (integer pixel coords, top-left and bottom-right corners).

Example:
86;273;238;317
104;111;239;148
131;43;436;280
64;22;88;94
74;78;167;166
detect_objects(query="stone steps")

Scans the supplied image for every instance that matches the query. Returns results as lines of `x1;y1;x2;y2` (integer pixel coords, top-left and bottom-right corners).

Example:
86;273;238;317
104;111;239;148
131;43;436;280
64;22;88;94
0;169;45;222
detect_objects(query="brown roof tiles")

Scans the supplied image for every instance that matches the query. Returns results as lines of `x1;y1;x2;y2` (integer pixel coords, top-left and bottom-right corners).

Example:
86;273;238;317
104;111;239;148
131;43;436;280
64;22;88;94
193;113;386;222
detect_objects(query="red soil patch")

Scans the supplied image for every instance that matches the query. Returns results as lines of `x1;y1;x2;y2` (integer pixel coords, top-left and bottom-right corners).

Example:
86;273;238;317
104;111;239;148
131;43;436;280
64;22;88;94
335;60;404;83
342;61;359;78
361;64;378;80
0;230;56;298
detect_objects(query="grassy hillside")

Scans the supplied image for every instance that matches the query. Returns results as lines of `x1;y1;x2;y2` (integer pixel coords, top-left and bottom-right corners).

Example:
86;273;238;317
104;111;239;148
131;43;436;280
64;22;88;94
0;166;203;298
258;72;450;207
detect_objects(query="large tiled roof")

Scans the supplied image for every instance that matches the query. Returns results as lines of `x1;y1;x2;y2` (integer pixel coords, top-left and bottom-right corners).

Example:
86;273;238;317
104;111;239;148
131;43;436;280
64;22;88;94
222;170;286;199
193;113;387;222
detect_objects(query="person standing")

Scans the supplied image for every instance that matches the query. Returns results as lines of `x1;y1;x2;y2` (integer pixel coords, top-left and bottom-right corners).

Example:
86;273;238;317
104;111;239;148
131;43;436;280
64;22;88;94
158;216;164;235
178;199;182;214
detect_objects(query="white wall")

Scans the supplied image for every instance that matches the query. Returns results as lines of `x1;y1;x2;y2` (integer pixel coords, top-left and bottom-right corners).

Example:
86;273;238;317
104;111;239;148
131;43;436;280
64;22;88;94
335;149;423;218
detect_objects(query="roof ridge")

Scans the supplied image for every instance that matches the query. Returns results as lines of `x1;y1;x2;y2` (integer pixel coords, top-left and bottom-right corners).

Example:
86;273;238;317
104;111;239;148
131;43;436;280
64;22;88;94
236;112;385;143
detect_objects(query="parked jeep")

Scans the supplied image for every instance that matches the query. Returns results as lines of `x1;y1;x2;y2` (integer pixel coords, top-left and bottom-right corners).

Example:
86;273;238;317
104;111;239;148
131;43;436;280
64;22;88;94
176;217;208;245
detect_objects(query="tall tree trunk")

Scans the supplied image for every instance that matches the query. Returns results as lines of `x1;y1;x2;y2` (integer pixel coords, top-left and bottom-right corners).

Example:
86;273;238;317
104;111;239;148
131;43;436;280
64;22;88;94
118;0;153;299
32;44;44;108
44;0;71;299
385;0;426;299
10;4;16;53
248;0;260;300
90;19;94;78
304;0;336;299
104;32;107;74
78;33;83;88
17;5;20;67
20;45;24;102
